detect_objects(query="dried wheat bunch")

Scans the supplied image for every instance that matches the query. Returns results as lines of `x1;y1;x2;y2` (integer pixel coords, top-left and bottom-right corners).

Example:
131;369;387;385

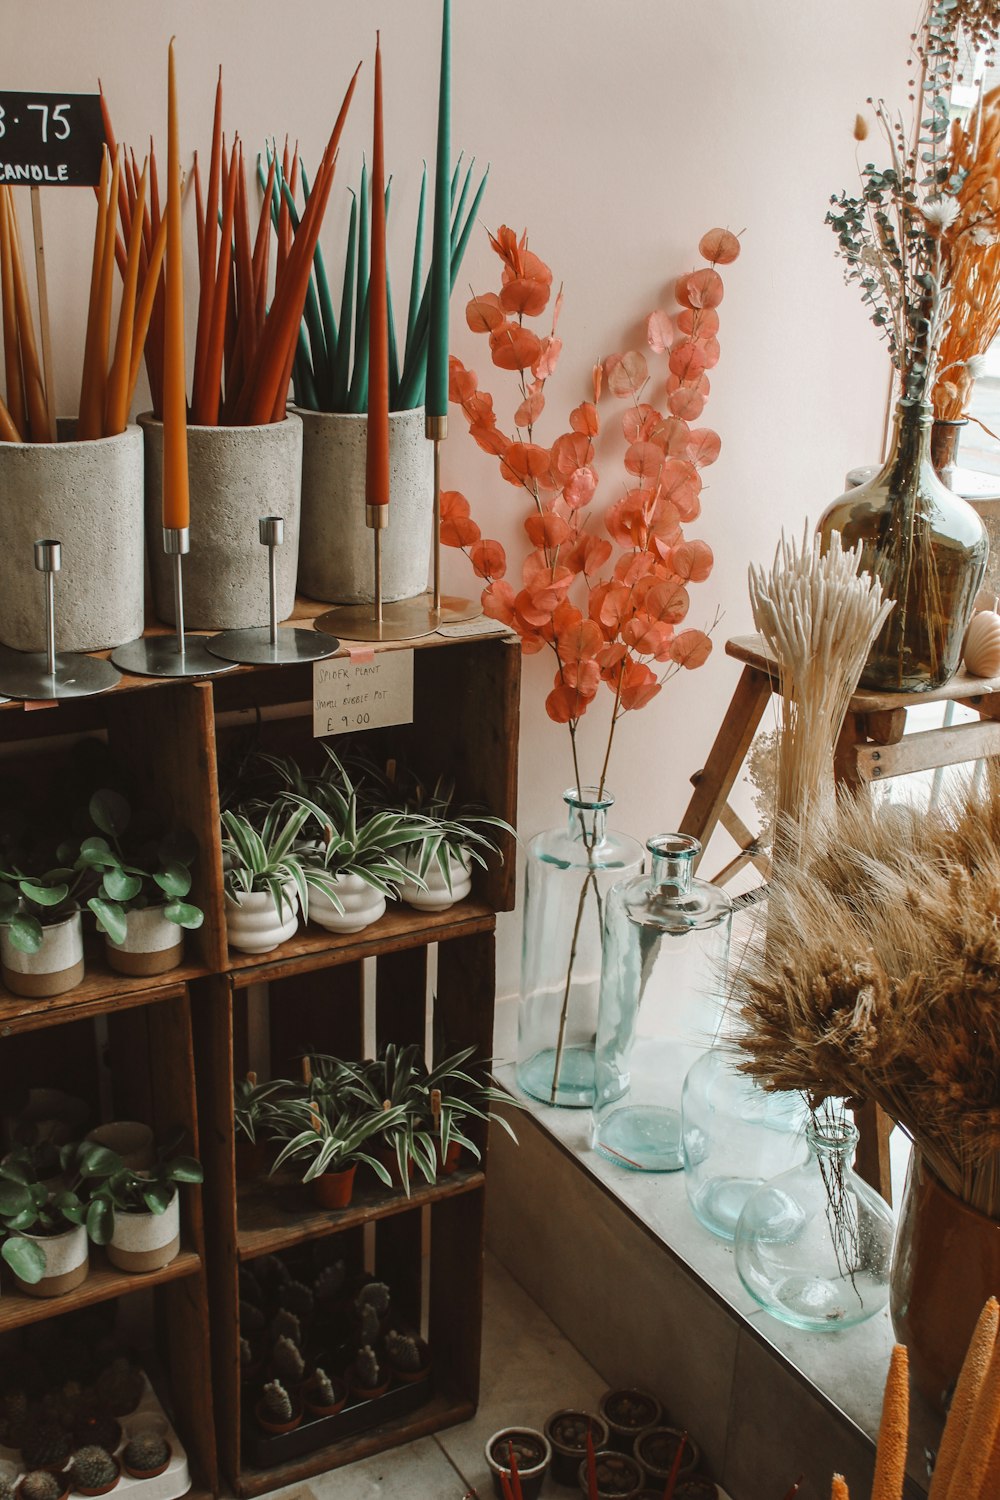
733;779;1000;1217
748;529;893;851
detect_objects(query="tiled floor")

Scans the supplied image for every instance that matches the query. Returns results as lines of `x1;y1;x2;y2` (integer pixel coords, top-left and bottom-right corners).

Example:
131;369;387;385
262;1253;607;1500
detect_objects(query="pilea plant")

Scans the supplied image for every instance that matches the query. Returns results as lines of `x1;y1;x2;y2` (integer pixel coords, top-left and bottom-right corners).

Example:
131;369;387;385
0;1142;94;1285
79;1130;203;1245
78;790;203;946
445;224;739;795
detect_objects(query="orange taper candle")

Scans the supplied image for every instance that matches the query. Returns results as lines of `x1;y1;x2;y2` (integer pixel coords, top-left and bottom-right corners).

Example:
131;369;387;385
163;37;190;531
365;33;389;524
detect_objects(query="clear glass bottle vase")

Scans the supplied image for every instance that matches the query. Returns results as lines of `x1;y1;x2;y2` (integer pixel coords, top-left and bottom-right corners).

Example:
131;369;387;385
733;1112;895;1332
516;787;643;1109
591;834;733;1170
818;400;988;691
681;1047;808;1241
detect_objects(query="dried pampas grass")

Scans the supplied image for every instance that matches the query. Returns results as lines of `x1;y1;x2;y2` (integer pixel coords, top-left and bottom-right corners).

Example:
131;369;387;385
733;773;1000;1218
748;529;893;849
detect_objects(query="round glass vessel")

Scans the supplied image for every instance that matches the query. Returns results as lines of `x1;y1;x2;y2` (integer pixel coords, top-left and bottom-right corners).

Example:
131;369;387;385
591;835;732;1171
818;400;987;691
734;1115;895;1332
681;1047;808;1241
516;788;643;1109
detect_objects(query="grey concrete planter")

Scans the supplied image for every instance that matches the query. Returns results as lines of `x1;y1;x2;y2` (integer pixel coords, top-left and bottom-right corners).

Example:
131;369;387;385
142;414;302;630
295;406;433;604
0;422;144;652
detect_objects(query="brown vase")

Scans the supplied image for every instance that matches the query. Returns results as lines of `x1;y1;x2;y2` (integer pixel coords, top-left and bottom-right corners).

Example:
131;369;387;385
930;417;967;490
890;1151;1000;1410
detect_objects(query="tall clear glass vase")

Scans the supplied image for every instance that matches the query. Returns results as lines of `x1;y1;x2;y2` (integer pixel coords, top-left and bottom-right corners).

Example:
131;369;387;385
516;788;643;1109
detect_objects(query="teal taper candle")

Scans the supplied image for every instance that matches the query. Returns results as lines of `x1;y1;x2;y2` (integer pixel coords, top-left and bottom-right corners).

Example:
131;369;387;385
425;0;451;422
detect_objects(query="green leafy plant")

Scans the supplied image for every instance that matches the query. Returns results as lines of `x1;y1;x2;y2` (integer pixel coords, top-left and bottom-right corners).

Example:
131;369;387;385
79;1130;203;1246
267;1093;407;1185
0;855;86;955
221;804;311;921
291;786;431;913
234;1074;290;1146
78;789;203;946
423;1045;519;1167
0;1142;94;1284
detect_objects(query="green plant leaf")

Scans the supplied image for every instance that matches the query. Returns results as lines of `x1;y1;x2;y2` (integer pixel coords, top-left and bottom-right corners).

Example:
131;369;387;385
154;861;192;898
1;1234;45;1282
6;912;42;953
102;868;142;902
88;897;127;946
0;1180;31;1217
140;1182;173;1214
90;788;131;838
20;880;69;908
164;900;203;930
168;1156;204;1184
85;1197;114;1245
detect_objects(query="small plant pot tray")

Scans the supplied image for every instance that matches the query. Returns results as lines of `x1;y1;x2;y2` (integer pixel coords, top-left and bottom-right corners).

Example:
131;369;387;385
243;1375;434;1468
3;1376;190;1500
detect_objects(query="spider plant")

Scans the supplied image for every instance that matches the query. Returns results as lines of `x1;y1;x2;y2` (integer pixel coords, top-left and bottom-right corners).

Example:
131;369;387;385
220;804;311;922
291;785;430;914
234;1074;292;1146
268;1094;407;1186
424;1045;520;1166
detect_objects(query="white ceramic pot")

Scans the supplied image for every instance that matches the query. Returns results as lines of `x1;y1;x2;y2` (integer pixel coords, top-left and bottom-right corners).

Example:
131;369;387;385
86;1121;155;1170
0;909;84;997
308;874;386;934
12;1222;89;1298
107;1191;180;1274
104;906;185;977
142;414;303;630
398;847;473;912
0;421;144;652
225;886;298;954
295;407;433;603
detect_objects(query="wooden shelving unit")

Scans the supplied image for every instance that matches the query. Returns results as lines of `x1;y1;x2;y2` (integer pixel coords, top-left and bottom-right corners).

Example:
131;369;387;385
0;611;520;1499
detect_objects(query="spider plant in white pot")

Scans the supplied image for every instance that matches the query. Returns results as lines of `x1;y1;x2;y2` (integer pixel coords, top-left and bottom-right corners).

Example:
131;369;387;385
221;803;310;954
393;775;514;913
292;782;429;935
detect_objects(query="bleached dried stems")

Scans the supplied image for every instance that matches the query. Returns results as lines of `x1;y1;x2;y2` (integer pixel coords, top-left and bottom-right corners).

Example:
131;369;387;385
748;528;894;856
733;779;1000;1219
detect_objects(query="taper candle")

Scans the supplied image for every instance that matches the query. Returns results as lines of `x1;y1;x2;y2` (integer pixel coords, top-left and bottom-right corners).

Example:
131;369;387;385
366;33;390;520
163;38;190;531
425;0;451;421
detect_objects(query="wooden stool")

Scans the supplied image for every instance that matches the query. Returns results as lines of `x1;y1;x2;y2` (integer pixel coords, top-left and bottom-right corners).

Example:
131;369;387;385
680;633;1000;1201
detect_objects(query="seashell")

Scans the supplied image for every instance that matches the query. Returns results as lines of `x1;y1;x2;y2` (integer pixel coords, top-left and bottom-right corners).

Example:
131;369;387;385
963;609;1000;677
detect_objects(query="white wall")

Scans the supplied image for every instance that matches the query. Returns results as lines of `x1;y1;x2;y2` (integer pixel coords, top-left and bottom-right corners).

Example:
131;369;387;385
8;0;913;999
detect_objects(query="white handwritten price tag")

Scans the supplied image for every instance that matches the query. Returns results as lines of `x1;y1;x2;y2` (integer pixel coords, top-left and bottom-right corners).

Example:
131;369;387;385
312;650;414;738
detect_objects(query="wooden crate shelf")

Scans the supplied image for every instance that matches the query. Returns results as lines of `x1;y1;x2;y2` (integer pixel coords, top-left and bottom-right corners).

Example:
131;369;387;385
0;623;519;1497
0;1244;202;1332
236;1168;485;1260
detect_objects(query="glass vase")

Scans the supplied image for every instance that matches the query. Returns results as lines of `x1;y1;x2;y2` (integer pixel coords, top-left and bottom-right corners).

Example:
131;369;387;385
681;1047;808;1241
733;1113;895;1332
591;834;732;1171
818;400;988;691
516;787;643;1109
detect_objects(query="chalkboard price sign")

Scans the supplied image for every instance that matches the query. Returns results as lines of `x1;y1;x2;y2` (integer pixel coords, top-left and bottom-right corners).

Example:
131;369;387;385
0;92;106;187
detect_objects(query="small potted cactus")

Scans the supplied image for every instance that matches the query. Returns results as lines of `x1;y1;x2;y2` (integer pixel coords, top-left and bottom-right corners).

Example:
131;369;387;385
598;1389;663;1453
347;1344;389;1402
545;1411;610;1487
21;1423;72;1474
255;1380;302;1436
269;1335;305;1392
302;1367;346;1419
577;1450;645;1499
16;1473;69;1500
121;1432;172;1480
384;1329;431;1385
633;1429;699;1490
484;1428;552;1500
68;1447;120;1497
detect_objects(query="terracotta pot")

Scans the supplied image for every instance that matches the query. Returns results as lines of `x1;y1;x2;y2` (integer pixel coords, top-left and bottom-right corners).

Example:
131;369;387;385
303;1377;347;1418
346;1363;389;1401
891;1151;1000;1409
104;906;184;976
254;1396;302;1435
388;1337;431;1385
72;1458;120;1496
437;1140;464;1177
310;1165;356;1210
122;1443;172;1481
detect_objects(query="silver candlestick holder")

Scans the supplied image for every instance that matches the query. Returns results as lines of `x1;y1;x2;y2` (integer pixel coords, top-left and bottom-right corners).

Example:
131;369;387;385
0;540;121;701
208;517;340;665
112;527;234;678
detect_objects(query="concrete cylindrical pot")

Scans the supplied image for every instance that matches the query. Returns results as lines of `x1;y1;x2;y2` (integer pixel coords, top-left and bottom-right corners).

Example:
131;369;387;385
296;407;433;603
1;910;84;997
0;422;144;652
107;1191;180;1273
104;906;185;977
12;1222;89;1297
142;414;303;629
308;874;386;934
225;886;298;954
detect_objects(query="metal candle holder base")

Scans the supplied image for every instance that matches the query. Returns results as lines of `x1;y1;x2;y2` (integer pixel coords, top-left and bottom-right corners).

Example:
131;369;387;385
315;592;478;642
111;528;235;679
0;540;121;701
207;517;340;666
